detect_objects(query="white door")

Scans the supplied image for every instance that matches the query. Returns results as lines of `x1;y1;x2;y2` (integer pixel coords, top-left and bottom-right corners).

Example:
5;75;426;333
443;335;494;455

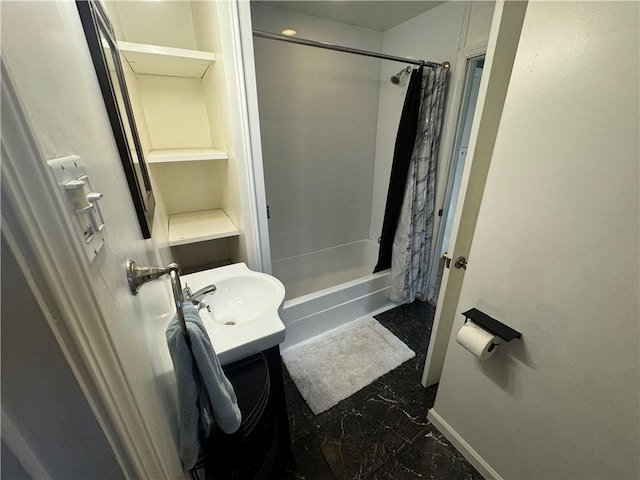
422;0;529;387
2;0;270;477
427;1;639;478
1;2;185;477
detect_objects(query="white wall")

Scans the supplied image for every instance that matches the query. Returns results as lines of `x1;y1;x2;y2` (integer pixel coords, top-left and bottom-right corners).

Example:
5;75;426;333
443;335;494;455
2;1;184;476
465;1;496;48
107;0;198;49
251;4;383;261
369;1;494;243
431;2;639;478
137;75;213;151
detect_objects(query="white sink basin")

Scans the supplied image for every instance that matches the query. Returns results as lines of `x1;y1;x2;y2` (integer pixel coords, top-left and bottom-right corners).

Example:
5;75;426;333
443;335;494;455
181;263;286;365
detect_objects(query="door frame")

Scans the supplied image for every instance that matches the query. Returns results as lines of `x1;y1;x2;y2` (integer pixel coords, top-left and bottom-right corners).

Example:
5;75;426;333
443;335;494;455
425;44;488;302
234;0;274;274
422;0;529;387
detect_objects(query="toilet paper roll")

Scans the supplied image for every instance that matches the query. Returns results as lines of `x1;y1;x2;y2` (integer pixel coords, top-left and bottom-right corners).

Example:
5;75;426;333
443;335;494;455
456;321;500;360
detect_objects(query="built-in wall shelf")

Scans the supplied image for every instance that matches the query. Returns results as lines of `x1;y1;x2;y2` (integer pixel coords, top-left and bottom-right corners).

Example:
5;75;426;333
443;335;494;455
168;209;239;247
146;148;228;164
118;41;215;78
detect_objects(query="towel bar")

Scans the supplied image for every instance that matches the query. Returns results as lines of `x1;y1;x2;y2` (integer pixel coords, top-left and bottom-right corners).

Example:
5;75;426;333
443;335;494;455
126;259;188;335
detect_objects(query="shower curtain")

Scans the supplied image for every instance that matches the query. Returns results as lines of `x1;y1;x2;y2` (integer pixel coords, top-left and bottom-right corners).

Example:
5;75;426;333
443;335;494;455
374;67;424;274
375;65;449;304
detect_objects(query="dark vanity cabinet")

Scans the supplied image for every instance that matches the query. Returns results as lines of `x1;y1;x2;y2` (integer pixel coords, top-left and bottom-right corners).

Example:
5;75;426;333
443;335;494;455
191;346;294;479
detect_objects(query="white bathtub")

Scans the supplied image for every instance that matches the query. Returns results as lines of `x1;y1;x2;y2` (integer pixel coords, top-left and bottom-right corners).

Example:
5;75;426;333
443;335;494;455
271;240;398;350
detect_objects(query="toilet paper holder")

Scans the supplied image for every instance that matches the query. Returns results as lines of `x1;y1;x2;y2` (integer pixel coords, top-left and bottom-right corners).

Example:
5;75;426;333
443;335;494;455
462;308;522;342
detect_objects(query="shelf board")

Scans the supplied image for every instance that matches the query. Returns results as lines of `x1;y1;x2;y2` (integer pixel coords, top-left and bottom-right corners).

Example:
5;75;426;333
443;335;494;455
118;41;215;78
146;148;228;164
168;209;239;246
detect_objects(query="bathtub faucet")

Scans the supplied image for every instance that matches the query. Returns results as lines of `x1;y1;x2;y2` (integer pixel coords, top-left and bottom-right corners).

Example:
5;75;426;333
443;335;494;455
183;283;217;306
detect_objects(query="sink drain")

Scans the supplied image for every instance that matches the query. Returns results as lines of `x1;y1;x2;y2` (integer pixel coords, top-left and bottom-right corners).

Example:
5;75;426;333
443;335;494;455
224;320;236;326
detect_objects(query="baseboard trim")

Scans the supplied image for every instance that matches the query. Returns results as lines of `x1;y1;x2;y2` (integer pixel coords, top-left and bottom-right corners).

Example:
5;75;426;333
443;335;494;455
427;409;502;480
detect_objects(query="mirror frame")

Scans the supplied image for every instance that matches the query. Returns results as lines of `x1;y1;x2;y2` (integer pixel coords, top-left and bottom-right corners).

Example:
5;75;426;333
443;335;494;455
76;0;155;238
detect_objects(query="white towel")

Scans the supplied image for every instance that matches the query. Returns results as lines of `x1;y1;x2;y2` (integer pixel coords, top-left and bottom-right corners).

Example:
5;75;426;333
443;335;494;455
166;303;241;469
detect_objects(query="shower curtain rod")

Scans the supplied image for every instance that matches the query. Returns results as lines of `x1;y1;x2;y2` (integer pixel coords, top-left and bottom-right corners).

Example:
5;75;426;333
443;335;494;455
253;30;450;69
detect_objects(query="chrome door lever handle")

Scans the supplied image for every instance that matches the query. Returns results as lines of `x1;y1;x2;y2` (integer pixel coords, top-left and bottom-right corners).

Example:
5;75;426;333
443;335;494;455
454;256;467;270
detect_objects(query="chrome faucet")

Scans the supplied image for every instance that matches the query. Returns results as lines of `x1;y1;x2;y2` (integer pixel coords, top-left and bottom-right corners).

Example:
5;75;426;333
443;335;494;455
183;283;217;306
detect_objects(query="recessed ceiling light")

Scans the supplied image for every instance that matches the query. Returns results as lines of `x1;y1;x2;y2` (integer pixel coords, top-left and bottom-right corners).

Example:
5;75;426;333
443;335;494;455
282;29;297;36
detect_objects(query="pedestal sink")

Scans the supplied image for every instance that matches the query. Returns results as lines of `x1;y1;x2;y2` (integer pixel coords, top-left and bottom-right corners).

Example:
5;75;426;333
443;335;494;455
181;263;286;365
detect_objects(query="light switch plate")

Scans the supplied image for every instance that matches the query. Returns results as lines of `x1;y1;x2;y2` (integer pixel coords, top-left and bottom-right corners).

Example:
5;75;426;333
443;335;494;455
48;155;105;263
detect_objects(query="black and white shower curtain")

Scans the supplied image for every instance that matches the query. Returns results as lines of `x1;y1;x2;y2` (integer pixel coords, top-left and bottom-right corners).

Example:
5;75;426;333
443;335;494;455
374;65;449;304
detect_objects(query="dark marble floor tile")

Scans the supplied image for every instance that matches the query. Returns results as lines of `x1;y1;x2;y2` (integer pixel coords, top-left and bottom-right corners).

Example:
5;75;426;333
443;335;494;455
374;299;435;325
308;377;387;430
400;351;428;374
292;350;429;434
424;384;438;410
375;301;435;354
357;393;428;444
281;300;480;480
349;355;433;448
317;408;407;480
367;424;483;480
284;432;336;480
363;353;434;412
287;395;315;442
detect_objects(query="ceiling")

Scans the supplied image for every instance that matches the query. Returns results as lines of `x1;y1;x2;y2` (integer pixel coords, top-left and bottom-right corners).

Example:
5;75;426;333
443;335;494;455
253;1;446;32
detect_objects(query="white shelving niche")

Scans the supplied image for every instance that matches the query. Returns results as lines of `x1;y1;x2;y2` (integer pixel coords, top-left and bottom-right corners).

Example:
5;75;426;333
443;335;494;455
168;209;239;247
146;148;228;164
118;41;215;78
106;0;247;271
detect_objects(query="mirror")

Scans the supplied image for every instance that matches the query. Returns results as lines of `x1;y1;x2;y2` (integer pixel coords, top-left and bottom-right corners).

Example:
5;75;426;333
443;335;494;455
77;0;155;238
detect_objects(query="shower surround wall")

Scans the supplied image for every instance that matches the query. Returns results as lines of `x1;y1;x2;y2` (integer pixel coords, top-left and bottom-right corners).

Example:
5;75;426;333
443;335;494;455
251;4;383;296
250;2;495;348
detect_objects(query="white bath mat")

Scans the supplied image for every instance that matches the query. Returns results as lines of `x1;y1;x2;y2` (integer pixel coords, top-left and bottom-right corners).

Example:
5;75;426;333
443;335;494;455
281;316;415;415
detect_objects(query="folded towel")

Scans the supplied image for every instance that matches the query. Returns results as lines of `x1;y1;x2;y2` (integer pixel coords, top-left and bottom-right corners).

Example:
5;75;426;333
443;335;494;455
166;303;241;469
